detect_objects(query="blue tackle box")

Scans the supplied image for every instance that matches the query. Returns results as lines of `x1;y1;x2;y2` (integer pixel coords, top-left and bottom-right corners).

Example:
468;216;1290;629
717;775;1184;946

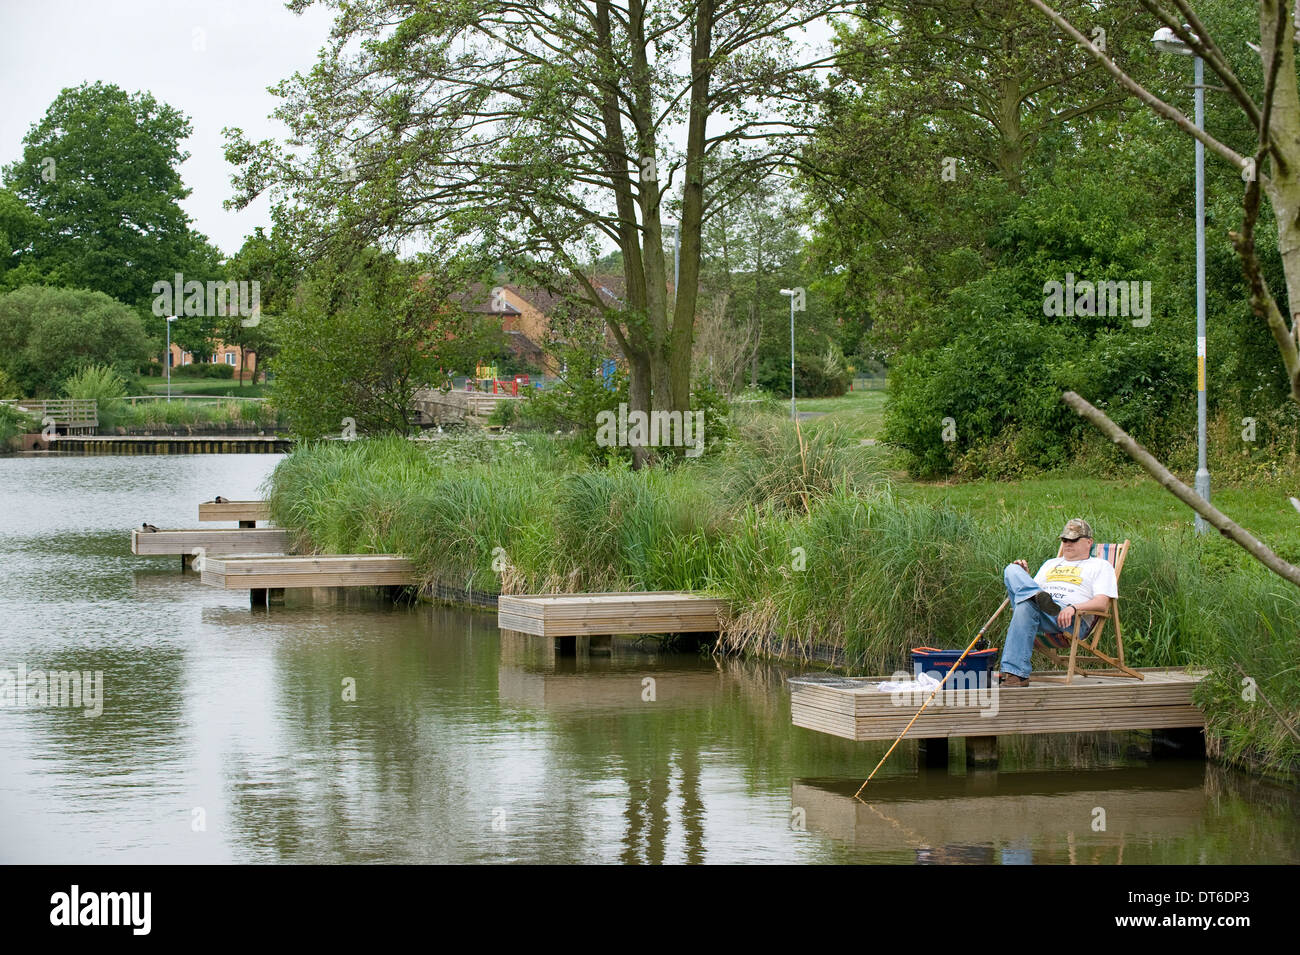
911;646;999;685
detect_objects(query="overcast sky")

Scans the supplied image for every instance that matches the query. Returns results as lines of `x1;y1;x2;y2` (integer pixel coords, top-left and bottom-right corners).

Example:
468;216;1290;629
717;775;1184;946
0;0;335;256
2;1;839;261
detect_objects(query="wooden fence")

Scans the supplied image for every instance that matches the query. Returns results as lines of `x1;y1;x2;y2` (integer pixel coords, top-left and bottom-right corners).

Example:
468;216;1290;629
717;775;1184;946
0;398;98;433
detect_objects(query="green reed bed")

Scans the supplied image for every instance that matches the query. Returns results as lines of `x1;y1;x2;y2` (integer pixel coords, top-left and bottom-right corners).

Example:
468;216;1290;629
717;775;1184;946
264;416;1299;780
107;398;278;431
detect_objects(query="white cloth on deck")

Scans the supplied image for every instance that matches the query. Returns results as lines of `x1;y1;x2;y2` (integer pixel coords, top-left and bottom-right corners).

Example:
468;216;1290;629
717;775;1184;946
876;672;941;693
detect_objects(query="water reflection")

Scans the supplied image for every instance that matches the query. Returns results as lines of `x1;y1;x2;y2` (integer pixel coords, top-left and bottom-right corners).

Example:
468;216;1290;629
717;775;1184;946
794;762;1300;864
2;453;1298;864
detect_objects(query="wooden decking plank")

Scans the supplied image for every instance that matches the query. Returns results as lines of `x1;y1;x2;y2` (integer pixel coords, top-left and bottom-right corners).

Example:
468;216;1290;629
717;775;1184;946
198;500;271;523
498;591;728;637
201;553;415;589
790;667;1205;740
131;527;291;556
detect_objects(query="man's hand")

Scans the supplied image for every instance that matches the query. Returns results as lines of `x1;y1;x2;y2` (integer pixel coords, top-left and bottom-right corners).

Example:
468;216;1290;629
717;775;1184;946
1013;559;1029;572
1057;604;1076;630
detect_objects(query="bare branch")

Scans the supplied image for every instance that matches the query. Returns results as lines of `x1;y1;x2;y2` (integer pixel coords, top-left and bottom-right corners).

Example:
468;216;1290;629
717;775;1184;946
1062;390;1300;589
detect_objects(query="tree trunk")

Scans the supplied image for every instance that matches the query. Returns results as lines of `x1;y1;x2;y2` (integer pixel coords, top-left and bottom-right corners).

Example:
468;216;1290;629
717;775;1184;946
1261;0;1300;403
627;349;652;468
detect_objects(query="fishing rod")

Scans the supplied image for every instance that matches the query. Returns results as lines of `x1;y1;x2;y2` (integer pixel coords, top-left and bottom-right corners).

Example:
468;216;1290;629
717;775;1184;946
854;597;1010;798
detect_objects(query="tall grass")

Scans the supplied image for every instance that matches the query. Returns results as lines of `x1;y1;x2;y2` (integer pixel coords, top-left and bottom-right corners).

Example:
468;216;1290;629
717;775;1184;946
264;421;1300;780
108;399;278;431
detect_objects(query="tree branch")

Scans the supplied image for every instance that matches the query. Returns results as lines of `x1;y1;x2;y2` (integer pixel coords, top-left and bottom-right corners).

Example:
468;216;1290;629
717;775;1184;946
1062;390;1300;589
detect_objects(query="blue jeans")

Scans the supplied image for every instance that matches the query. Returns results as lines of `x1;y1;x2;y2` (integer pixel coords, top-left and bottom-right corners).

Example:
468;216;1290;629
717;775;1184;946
997;564;1088;678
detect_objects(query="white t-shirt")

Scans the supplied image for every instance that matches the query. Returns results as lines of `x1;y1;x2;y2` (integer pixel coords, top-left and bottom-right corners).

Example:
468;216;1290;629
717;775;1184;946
1034;556;1118;608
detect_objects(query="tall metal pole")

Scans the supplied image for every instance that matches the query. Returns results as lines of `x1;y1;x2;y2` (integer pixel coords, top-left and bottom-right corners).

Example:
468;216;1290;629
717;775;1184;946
1194;55;1209;532
166;317;172;402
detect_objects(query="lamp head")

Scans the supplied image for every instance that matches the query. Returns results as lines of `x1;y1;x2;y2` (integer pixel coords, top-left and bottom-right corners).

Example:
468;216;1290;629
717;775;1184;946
1152;25;1195;55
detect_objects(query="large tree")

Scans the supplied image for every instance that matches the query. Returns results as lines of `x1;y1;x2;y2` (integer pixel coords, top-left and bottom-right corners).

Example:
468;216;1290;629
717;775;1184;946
802;1;1145;351
1025;0;1300;589
272;244;498;438
697;175;812;392
2;82;222;316
226;0;853;461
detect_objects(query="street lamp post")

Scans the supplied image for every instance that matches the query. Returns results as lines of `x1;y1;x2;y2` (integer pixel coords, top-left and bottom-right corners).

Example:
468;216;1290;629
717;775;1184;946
166;316;178;402
779;288;796;419
1153;26;1209;532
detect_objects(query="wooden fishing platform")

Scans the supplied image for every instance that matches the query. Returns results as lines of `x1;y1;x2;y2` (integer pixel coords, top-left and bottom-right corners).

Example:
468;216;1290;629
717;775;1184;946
200;554;416;605
789;668;1205;742
201;554;415;589
131;527;291;559
198;499;270;526
498;592;728;637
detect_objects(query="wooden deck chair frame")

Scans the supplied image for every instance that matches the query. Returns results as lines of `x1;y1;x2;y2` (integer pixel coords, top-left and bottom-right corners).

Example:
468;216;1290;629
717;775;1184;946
1035;538;1143;684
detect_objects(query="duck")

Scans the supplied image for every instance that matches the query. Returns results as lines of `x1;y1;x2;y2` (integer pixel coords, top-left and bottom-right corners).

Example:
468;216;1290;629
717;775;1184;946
140;523;160;533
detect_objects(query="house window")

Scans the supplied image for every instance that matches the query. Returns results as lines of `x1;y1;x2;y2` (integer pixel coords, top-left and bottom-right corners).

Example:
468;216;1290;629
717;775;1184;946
225;352;237;366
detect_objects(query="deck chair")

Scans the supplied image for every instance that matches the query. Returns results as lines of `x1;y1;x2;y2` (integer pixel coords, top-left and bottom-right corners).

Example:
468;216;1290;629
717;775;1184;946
1034;539;1142;684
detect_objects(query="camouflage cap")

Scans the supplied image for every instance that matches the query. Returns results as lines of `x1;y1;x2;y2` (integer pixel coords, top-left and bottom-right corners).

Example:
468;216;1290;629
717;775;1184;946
1061;518;1093;541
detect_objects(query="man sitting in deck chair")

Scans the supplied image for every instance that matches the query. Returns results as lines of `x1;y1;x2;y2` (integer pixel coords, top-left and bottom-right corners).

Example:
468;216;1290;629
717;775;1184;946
996;519;1117;687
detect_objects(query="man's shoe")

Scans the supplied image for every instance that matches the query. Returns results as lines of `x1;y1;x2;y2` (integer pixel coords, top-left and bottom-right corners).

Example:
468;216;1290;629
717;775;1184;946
999;672;1030;687
1032;590;1061;616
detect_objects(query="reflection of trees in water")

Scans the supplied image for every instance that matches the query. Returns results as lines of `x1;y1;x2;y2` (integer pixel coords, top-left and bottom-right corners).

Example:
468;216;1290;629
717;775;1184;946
617;746;705;865
198;601;1300;863
224;602;516;862
793;761;1300;865
997;730;1153;771
14;646;188;775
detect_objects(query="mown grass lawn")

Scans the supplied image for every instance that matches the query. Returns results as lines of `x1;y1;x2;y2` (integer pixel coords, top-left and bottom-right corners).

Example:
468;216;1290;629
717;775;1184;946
789;386;1300;562
797;388;886;438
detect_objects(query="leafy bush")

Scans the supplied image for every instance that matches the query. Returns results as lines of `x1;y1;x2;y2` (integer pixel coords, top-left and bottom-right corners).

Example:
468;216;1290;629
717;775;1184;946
884;284;1190;479
173;362;234;379
757;349;850;399
62;362;128;430
270;248;490;439
0;286;156;397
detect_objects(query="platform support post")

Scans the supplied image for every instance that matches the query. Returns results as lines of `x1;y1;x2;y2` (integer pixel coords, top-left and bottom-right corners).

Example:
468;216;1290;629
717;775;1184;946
918;737;949;769
965;735;998;768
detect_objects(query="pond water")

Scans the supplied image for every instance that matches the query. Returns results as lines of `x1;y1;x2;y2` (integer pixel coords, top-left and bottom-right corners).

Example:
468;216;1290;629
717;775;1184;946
1;453;1296;863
